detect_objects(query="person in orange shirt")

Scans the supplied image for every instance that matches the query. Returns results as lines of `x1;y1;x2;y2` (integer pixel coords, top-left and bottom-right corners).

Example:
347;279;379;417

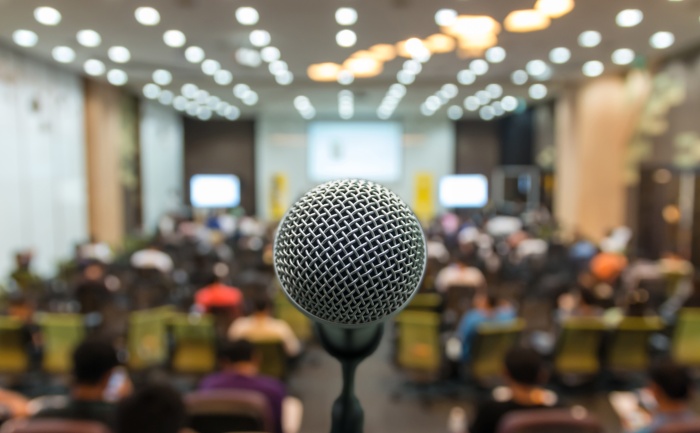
194;263;243;314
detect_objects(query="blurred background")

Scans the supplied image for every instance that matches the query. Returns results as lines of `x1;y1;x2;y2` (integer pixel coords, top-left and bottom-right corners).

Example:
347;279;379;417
1;1;700;433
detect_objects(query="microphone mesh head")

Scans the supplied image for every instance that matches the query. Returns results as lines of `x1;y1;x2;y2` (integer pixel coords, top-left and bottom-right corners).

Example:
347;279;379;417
274;179;426;327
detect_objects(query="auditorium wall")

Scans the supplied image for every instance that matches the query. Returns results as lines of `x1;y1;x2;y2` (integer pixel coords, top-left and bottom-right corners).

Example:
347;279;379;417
0;47;88;277
255;117;455;221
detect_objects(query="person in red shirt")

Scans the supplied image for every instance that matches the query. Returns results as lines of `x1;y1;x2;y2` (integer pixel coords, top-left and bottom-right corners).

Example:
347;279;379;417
194;263;243;314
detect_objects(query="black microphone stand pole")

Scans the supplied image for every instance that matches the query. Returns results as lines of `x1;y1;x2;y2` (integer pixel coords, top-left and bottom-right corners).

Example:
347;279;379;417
315;323;384;433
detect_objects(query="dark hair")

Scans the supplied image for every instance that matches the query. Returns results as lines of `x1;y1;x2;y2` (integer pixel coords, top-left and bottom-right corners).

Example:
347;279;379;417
504;348;544;386
579;288;598;307
220;340;255;364
650;360;692;401
72;340;120;385
484;293;498;309
253;297;271;313
115;384;187;433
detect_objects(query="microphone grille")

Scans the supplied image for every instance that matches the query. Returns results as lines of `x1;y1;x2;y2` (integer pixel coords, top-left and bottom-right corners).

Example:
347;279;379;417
273;179;426;327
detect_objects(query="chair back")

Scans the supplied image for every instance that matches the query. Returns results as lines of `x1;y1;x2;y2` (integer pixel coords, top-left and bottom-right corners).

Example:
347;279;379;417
606;316;663;372
405;293;443;312
497;408;604;433
37;313;85;374
470;319;524;383
672;308;700;367
554;317;606;376
252;340;288;381
0;419;110;433
185;389;273;433
395;310;441;374
169;313;216;374
0;316;29;374
656;418;700;433
126;305;174;370
444;285;477;327
274;293;312;342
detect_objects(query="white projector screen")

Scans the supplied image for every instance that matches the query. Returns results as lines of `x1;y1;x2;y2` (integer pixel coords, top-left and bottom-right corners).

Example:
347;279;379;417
308;121;402;182
190;174;241;208
439;174;489;208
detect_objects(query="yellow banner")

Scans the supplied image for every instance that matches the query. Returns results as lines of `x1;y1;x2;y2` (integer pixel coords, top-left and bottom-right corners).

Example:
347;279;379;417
270;173;288;220
413;172;435;222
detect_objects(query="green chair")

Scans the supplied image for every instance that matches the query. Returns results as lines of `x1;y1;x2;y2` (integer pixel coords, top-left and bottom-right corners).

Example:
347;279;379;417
169;313;216;375
274;293;312;343
0;316;29;374
405;293;443;312
37;313;85;374
395;310;442;374
554;317;606;377
606;316;664;373
469;319;525;385
127;306;174;370
251;340;288;381
672;308;700;367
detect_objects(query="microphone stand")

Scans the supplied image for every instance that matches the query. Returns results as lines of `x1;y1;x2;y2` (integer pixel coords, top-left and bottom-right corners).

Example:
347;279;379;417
315;323;384;433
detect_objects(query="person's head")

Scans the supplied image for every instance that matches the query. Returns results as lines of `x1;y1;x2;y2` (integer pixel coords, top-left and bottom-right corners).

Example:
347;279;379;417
649;360;692;408
83;263;105;281
14;252;32;269
220;340;259;371
115;384;187;433
253;297;272;316
454;252;475;268
579;288;598;308
473;292;498;311
504;347;546;388
624;289;649;317
72;340;120;391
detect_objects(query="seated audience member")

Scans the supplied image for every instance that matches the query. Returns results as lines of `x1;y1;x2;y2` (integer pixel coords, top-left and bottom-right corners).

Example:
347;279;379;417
470;348;557;433
199;340;285;433
130;243;174;275
0;388;29;419
634;360;697;433
35;340;130;426
115;384;189;433
9;252;41;292
229;298;301;357
457;293;515;361
557;288;603;324
74;263;112;314
194;263;243;314
435;253;486;293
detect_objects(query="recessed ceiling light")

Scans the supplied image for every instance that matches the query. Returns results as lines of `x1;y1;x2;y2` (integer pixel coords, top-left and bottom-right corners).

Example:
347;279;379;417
479;106;495;121
502;96;518;111
250;30;271;47
197;107;213;121
77;30;101;47
549;47;571;64
186;102;198;116
108;46;131;63
435;8;457;27
84;59;106;76
492;101;505;116
181;83;198;98
476;90;491;105
294;95;311;111
485;46;506;63
403;59;422;75
269;60;289;76
236;7;259;26
486;83;503;99
13;30;39;47
107;69;128;86
464;96;480;111
529;83;548;99
526;59;548;76
195;89;210;104
337;70;354;85
616;9;643;28
425;96;441;111
470;59;489;76
511;70;528;85
185;46;206;63
650;31;675;49
582;60;604;77
336;29;357;48
261;46;281;63
441;83;459;99
457;69;476;85
397;70;416;85
206;96;221;109
505;9;551;32
163;30;186;48
276;71;294;85
152;69;172;86
158;90;174;105
34;7;61;26
236;48;262;68
535;0;575;19
52;46;75;63
336;8;358;26
214;69;234;86
143;83;161;99
173;96;188;111
201;59;221;75
135;7;160;26
226;106;241;121
578;30;602;48
234;84;251;99
612;48;635;65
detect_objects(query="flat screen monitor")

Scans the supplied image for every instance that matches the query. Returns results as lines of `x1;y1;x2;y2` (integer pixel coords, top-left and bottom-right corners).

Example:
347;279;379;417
307;121;402;182
190;174;241;208
439;174;489;208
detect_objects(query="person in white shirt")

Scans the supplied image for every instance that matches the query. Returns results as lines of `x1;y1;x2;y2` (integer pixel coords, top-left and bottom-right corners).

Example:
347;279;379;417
130;245;174;275
435;253;486;294
228;297;301;357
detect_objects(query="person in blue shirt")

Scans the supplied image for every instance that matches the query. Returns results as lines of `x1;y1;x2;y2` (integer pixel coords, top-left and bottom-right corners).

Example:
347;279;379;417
457;292;516;361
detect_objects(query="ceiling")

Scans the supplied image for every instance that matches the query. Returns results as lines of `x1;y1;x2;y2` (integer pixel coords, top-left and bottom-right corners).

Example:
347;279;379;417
0;0;699;120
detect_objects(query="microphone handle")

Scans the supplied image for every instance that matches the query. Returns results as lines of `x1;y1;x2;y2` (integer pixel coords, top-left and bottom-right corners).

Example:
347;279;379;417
315;323;384;433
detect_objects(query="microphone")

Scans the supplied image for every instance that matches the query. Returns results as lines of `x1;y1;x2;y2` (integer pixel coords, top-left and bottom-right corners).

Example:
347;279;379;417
274;179;426;433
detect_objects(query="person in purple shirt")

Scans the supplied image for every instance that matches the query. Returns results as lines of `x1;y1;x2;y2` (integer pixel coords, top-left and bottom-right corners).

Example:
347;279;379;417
199;339;286;433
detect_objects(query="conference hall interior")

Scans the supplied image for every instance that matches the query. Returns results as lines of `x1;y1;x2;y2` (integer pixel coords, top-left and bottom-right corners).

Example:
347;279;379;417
1;0;700;432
